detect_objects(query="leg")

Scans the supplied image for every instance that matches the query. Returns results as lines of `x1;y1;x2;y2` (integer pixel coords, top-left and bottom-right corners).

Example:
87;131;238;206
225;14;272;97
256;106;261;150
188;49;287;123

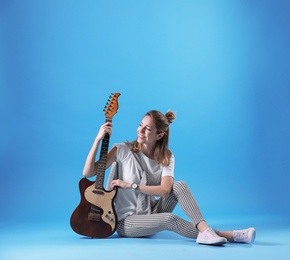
216;231;234;242
152;181;205;228
116;181;204;238
117;181;255;244
216;228;256;243
169;181;255;244
156;181;226;245
117;213;199;239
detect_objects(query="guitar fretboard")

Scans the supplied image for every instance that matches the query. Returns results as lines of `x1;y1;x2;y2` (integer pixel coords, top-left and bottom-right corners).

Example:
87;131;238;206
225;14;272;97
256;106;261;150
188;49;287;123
95;118;112;189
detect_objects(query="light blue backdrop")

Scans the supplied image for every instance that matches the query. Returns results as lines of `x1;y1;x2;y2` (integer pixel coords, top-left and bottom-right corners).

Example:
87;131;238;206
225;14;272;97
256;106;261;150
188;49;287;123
1;0;289;228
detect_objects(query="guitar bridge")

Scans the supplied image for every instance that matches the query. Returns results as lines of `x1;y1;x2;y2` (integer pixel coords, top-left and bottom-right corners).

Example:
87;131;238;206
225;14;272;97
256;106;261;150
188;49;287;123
88;212;101;222
88;205;101;222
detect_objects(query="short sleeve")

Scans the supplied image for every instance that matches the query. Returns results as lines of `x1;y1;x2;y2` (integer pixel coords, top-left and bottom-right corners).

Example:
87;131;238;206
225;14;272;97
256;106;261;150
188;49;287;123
161;155;175;178
113;143;131;162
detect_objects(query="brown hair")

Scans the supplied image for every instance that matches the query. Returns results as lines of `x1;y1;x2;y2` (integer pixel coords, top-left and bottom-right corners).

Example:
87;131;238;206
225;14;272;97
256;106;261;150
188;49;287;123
130;110;176;166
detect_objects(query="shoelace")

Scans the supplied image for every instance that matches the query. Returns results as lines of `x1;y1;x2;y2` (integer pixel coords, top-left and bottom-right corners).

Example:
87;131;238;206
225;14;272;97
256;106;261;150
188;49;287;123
206;228;219;237
234;230;248;241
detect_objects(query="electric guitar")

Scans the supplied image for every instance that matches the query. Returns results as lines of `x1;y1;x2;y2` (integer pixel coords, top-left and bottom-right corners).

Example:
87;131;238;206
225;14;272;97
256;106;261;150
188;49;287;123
70;93;121;238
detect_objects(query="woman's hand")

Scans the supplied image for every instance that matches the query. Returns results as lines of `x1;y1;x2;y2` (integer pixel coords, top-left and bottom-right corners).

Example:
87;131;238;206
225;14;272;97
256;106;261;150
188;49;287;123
96;122;112;141
111;179;131;190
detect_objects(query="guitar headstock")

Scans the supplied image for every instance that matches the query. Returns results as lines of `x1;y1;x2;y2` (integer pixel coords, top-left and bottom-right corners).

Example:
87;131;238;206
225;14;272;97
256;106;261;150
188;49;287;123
103;93;121;119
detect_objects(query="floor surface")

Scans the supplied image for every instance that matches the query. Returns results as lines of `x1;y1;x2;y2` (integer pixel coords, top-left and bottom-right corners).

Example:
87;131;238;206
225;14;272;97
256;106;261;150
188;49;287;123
1;214;289;260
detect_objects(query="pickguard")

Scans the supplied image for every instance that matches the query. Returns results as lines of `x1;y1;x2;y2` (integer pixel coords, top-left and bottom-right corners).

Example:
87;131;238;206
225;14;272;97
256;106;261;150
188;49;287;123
85;184;117;231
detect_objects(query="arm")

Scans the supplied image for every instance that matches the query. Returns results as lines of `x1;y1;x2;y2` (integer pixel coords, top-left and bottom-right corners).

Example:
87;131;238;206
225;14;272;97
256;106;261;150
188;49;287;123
110;176;174;198
82;122;116;178
138;176;174;198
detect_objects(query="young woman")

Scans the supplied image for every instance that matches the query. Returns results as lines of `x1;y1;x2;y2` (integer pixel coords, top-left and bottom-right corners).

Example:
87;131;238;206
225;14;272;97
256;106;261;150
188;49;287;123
83;110;256;245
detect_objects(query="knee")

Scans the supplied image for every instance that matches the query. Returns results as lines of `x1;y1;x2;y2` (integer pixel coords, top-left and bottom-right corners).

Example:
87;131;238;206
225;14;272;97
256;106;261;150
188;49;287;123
173;180;188;190
172;181;192;198
163;213;178;224
162;213;180;231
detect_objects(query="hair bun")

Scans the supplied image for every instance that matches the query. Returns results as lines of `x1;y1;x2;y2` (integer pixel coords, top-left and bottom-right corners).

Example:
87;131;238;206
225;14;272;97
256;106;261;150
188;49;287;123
165;111;176;124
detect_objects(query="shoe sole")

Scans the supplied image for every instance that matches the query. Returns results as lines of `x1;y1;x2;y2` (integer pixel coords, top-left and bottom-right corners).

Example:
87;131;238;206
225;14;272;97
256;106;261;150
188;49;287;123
197;239;227;246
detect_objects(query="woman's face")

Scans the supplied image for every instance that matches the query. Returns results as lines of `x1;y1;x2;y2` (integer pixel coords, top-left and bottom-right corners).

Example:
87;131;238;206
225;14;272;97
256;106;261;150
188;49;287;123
137;115;160;147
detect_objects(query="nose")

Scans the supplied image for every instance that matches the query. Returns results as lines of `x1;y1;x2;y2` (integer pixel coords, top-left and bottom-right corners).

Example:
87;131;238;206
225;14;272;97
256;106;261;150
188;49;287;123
139;126;146;134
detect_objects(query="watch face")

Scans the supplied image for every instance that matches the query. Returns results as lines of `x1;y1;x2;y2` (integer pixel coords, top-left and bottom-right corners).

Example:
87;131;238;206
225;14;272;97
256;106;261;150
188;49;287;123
132;183;138;189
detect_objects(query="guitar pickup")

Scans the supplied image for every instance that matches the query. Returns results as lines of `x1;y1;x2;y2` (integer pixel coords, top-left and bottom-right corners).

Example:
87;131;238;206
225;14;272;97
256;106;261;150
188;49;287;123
92;190;104;195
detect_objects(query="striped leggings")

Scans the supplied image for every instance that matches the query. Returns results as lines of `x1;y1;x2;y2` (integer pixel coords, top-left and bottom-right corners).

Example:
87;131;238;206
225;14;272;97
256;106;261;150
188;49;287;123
117;181;204;239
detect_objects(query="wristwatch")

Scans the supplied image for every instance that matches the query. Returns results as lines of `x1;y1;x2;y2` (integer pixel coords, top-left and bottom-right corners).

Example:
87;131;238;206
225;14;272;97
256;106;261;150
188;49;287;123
131;183;138;191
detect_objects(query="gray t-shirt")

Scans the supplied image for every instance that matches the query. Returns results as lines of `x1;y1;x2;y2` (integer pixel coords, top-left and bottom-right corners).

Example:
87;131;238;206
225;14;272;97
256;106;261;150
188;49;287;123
111;142;175;220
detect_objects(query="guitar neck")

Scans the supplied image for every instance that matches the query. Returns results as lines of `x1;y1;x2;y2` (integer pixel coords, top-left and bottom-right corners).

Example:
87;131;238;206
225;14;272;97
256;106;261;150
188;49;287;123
95;119;111;189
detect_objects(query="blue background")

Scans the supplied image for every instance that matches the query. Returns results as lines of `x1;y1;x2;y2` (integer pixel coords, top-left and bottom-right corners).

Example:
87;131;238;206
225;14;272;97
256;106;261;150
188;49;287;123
1;0;289;230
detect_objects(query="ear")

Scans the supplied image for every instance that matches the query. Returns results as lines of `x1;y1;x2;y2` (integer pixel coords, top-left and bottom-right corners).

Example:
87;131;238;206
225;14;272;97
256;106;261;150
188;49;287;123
156;132;164;140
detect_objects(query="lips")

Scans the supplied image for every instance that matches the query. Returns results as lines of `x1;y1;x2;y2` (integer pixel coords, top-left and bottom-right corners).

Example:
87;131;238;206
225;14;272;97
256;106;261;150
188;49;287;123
138;135;145;140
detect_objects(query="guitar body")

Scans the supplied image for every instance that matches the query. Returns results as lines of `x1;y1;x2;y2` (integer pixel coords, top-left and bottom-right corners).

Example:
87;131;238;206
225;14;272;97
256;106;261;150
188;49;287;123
70;178;118;238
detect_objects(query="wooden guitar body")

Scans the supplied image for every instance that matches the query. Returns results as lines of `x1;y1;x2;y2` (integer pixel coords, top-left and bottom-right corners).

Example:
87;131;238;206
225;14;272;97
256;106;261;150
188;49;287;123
70;178;118;238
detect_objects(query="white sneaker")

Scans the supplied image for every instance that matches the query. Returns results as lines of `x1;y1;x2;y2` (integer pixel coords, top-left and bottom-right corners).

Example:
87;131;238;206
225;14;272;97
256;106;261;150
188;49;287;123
233;227;256;243
196;228;227;245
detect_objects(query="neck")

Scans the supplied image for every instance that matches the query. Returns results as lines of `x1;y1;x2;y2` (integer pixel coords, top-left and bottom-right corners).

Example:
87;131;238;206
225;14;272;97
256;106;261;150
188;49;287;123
141;144;155;159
